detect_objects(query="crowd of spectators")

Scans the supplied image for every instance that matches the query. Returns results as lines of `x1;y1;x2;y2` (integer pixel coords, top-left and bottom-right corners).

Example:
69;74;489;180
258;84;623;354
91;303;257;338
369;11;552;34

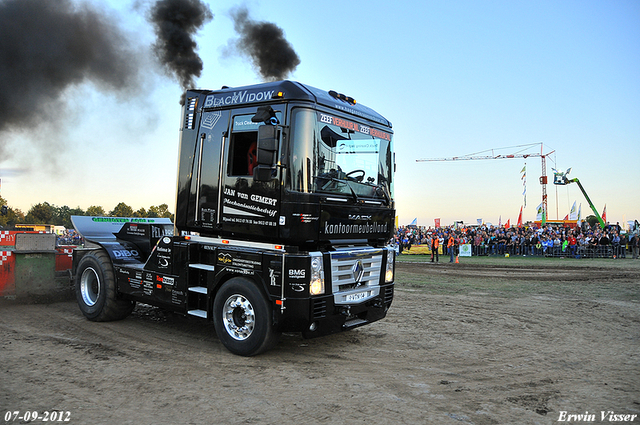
56;230;83;246
396;221;640;260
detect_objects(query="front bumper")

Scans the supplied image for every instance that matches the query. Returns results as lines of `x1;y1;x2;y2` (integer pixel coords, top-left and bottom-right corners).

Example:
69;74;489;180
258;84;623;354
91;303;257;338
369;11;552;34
276;283;394;338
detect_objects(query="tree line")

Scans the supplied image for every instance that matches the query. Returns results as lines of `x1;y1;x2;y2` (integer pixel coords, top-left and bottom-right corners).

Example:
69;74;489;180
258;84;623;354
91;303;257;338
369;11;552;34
0;196;173;229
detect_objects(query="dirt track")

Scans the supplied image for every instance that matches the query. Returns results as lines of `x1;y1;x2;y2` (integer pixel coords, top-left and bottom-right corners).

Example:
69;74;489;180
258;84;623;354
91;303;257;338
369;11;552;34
1;260;639;425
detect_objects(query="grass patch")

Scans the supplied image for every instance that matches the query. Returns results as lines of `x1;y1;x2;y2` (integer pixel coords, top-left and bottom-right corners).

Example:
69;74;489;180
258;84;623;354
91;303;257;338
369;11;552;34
394;255;640;301
397;253;640;269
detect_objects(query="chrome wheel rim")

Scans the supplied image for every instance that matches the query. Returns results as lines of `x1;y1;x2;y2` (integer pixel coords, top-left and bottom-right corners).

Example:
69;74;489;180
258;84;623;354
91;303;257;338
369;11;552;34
222;294;255;341
80;267;100;307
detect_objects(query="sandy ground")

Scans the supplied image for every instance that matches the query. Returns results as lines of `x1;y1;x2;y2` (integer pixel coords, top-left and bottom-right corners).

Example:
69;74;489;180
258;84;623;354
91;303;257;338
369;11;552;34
1;260;639;425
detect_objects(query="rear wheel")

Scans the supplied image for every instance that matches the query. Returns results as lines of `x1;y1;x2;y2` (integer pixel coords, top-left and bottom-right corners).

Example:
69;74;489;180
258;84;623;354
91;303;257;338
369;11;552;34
213;277;280;356
75;250;135;321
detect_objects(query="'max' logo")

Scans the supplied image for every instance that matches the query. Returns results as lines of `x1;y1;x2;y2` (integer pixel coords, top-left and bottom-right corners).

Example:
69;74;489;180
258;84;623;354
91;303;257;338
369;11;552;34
349;214;372;221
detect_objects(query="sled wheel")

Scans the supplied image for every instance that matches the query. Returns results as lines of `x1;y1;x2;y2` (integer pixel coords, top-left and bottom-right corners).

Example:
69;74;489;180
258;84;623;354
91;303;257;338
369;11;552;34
75;250;135;321
213;277;280;356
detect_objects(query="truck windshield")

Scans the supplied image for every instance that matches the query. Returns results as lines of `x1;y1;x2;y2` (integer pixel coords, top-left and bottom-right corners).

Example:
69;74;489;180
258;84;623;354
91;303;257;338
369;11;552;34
287;108;393;202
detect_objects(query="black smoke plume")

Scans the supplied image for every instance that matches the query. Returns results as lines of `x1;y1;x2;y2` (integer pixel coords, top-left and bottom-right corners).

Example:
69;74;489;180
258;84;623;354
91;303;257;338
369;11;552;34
0;0;140;137
229;6;300;81
150;0;213;99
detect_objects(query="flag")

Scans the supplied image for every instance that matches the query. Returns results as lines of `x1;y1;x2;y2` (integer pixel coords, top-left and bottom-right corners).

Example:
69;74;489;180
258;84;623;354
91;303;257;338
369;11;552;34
477;218;482;225
520;164;527;207
563;215;569;220
569;201;577;220
536;203;543;221
542;210;547;226
578;204;582;221
434;218;440;228
517;206;523;227
499;215;502;227
602;205;607;223
409;218;417;226
505;219;510;228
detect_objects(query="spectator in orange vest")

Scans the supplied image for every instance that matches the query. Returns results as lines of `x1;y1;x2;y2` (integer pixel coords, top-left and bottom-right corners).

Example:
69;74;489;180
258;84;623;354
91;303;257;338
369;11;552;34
431;234;439;263
447;234;455;263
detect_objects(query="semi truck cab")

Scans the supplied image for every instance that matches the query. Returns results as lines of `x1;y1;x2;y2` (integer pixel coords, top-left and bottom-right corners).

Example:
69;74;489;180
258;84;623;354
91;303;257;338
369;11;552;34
72;81;396;356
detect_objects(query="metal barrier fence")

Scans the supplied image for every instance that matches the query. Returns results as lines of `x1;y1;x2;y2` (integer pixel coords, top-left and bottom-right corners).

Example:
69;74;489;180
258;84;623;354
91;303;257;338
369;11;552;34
471;244;628;259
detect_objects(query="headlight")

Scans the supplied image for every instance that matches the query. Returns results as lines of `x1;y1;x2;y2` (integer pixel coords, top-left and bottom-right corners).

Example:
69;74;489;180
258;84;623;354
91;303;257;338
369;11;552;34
309;254;325;295
385;249;394;283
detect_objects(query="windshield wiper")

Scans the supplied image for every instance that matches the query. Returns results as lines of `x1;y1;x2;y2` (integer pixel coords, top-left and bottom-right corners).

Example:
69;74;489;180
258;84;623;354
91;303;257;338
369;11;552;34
376;183;391;206
315;175;361;203
343;179;362;203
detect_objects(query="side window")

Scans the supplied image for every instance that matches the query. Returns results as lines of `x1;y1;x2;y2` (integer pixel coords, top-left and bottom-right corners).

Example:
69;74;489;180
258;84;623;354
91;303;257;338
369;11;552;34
228;111;282;176
228;130;257;176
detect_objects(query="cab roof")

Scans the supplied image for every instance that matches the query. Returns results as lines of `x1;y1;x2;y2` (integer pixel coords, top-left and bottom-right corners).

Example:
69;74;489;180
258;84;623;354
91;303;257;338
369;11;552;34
189;80;392;129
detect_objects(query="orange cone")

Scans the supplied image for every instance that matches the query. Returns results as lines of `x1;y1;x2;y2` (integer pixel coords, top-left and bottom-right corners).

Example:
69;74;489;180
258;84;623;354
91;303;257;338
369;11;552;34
455;255;459;263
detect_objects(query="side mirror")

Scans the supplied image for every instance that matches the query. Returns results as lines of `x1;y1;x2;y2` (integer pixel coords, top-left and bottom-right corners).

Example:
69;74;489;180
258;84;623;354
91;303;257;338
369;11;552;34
257;125;277;164
254;125;278;182
251;106;279;125
253;166;274;181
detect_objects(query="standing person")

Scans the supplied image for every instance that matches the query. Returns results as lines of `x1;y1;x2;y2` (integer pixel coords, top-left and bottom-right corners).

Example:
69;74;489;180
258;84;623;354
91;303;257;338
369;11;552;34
473;233;482;256
611;231;621;259
620;232;628;258
567;232;577;258
632;233;640;260
447;233;455;263
431;233;439;263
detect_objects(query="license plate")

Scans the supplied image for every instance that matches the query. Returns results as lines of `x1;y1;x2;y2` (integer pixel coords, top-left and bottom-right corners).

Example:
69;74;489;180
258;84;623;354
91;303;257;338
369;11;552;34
345;291;369;302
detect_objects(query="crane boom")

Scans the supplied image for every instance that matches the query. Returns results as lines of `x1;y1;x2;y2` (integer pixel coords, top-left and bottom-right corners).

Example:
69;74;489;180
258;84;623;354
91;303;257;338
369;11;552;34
416;143;555;221
553;171;605;229
418;153;544;161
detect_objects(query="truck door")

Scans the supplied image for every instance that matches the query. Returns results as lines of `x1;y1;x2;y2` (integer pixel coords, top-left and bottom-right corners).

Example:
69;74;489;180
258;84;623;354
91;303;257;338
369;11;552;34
187;109;230;231
219;107;283;240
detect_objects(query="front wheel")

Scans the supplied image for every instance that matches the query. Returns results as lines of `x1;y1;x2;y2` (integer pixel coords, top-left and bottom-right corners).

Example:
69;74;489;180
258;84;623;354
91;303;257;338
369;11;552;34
75;250;135;321
213;277;280;356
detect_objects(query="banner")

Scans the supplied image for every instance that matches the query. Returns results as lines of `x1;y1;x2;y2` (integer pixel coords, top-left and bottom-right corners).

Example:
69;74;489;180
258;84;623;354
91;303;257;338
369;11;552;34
459;244;472;257
569;201;578;220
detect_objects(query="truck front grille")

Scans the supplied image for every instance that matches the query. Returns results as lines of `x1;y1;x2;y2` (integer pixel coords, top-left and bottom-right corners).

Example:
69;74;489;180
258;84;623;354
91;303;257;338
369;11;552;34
330;249;383;305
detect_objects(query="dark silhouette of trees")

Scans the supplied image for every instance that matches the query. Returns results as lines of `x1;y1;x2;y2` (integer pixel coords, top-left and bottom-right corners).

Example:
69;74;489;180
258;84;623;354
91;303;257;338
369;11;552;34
0;197;173;230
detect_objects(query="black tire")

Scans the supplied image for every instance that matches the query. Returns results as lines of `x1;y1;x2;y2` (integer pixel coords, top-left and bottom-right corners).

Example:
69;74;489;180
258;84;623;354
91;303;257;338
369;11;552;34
212;277;280;356
75;250;135;321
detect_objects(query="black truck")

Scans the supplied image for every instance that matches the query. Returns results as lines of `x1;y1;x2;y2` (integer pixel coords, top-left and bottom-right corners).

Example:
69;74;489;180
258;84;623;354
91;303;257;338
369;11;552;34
72;80;396;356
